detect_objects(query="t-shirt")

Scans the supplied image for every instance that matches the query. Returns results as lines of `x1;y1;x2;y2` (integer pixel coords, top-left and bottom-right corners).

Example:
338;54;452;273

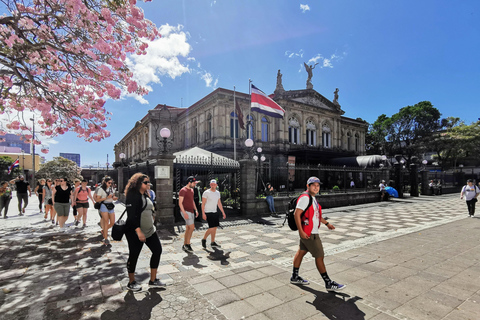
296;195;321;234
95;187;114;203
43;186;53;200
379;183;385;191
179;187;195;212
140;197;155;238
15;181;29;193
202;189;221;213
54;185;72;203
462;185;480;201
76;186;91;202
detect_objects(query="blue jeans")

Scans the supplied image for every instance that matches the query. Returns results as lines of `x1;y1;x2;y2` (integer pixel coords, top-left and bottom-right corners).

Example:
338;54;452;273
266;195;275;213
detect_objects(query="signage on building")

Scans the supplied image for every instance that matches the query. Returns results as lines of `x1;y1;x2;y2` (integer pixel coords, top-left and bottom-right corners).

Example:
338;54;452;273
155;166;170;179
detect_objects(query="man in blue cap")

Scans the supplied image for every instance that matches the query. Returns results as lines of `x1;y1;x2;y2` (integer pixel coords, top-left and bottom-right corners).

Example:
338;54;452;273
290;176;346;292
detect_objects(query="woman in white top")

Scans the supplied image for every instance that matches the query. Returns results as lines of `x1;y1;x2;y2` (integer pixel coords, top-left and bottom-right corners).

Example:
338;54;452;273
460;179;480;217
94;176;118;244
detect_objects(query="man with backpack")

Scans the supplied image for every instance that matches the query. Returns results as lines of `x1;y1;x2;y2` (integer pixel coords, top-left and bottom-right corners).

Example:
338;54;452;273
290;176;346;292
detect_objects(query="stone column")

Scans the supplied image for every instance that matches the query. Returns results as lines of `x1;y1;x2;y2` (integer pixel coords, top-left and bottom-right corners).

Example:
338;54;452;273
155;154;175;226
410;164;419;197
421;171;429;195
239;159;257;217
394;163;404;198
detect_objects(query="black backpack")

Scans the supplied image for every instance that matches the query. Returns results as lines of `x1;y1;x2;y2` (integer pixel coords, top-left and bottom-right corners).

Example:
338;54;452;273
287;193;313;231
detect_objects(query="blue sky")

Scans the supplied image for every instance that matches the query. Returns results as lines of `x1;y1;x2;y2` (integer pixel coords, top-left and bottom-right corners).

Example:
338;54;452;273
39;0;480;166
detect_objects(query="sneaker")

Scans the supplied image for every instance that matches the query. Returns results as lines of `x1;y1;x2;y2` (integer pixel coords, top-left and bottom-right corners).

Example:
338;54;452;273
182;245;189;253
74;220;80;226
127;281;142;292
290;276;310;285
182;244;193;253
103;239;110;246
211;242;221;248
326;281;346;292
52;219;55;224
186;244;194;252
201;239;207;249
82;224;87;228
18;212;23;216
149;279;166;288
4;216;8;219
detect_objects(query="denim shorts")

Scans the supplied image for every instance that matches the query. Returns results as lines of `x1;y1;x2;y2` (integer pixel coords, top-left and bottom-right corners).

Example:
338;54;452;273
100;203;115;214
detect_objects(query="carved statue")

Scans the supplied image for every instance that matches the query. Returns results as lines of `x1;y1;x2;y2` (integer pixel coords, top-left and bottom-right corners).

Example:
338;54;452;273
304;62;319;89
333;88;339;104
275;69;285;93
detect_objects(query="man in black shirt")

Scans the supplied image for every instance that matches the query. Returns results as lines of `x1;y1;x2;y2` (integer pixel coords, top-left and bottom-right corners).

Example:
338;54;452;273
9;175;31;216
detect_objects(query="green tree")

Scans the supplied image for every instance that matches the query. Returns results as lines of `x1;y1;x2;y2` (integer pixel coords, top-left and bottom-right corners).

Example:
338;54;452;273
0;155;22;182
36;157;82;182
439;120;480;168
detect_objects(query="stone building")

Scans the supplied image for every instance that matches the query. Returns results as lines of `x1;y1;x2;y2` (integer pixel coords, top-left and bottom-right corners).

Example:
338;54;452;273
114;86;367;168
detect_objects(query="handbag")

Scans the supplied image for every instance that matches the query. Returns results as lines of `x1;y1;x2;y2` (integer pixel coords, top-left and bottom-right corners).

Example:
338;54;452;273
105;202;115;210
111;209;127;241
94;202;102;210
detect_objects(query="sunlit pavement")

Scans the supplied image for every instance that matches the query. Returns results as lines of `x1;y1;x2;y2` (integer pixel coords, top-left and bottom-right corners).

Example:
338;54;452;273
1;192;479;319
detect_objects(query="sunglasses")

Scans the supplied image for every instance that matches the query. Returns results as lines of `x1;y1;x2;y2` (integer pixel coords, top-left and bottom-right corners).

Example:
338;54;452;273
142;181;149;185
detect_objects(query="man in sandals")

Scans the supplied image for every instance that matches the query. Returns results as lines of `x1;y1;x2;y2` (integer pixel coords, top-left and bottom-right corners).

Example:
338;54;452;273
290;176;346;292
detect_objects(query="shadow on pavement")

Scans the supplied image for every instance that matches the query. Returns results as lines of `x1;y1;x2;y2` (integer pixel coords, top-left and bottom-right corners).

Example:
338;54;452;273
100;289;164;320
205;247;230;266
182;252;207;269
299;286;366;320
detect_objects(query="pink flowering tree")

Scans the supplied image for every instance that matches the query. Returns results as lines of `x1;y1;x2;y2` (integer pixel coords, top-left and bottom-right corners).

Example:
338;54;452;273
0;0;160;150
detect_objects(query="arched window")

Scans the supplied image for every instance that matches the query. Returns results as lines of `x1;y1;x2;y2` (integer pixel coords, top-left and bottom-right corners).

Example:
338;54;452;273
306;120;316;146
261;117;269;142
347;132;352;150
230;112;239;138
207;114;212;140
288;117;300;144
322;125;331;148
355;133;360;152
246;115;255;139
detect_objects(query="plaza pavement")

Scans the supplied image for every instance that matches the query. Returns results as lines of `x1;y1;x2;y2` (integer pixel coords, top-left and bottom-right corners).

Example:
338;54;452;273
0;192;479;319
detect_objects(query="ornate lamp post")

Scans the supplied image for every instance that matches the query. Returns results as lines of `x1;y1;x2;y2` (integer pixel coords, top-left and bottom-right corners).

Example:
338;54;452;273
118;152;126;193
394;154;404;198
159;128;172;154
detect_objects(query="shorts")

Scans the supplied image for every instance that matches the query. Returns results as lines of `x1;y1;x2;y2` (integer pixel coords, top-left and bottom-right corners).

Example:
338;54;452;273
46;199;53;206
100;203;115;214
205;212;220;228
76;202;89;209
54;202;70;217
183;211;195;226
299;234;324;258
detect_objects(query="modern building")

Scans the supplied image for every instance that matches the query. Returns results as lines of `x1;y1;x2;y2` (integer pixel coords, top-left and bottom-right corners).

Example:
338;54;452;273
59;153;81;167
0;133;31;153
114;80;368;168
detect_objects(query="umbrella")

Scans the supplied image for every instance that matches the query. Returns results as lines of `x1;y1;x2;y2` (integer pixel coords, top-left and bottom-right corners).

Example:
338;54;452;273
385;186;399;198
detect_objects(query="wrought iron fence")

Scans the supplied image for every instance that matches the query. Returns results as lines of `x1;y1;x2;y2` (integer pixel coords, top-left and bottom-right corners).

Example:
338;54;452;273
255;164;385;196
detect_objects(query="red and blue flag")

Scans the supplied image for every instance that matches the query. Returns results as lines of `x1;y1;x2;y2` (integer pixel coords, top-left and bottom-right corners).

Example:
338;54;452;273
7;159;19;175
251;84;285;119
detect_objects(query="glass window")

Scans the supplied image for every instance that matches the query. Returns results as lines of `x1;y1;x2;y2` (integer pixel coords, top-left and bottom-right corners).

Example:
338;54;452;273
306;120;316;146
322;126;331;148
261;117;268;142
288;117;300;144
230;112;239;138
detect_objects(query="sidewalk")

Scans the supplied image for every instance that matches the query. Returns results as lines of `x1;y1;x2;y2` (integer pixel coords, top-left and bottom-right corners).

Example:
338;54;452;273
1;193;479;319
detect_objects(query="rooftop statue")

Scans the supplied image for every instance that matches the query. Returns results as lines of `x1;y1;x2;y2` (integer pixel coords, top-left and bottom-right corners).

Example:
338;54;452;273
304;62;319;89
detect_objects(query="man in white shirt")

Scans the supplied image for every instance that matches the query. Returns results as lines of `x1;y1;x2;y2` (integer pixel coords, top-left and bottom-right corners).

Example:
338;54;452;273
201;179;226;249
379;180;386;201
460;179;480;217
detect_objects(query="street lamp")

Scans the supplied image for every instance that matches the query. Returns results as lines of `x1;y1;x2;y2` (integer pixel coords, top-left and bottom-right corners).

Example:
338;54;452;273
159;127;172;154
244;138;254;159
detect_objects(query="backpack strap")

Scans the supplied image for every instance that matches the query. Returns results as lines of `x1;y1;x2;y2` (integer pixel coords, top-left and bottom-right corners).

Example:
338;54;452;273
297;193;313;219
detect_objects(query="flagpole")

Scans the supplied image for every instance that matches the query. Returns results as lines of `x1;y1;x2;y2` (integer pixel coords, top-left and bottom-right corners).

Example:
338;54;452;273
233;86;236;161
248;79;252;139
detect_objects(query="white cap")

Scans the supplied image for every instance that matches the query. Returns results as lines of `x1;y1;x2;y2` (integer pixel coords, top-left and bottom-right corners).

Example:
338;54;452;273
210;179;217;184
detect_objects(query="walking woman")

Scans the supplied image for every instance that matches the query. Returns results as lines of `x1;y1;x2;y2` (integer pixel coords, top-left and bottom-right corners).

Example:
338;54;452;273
94;176;118;244
34;179;46;214
0;181;12;218
52;178;73;230
43;179;56;223
73;179;94;228
124;173;164;291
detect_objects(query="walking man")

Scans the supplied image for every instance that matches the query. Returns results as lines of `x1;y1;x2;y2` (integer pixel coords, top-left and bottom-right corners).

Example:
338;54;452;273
9;175;31;216
179;176;199;253
291;176;346;292
460;179;480;217
201;179;226;249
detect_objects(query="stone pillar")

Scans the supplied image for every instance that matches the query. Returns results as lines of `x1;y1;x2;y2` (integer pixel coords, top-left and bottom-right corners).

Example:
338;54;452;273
421;171;429;195
155;154;175;226
239;159;257;217
410;164;419;197
394;163;404;198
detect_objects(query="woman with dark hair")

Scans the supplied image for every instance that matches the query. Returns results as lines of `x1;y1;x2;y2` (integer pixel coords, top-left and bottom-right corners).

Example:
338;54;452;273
34;179;45;214
43;179;55;223
124;173;164;291
94;176;118;244
51;178;73;231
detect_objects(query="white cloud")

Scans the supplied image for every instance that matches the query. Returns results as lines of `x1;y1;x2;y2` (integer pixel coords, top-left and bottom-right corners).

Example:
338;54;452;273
285;49;304;59
306;52;346;69
125;24;217;103
300;4;310;13
199;71;219;89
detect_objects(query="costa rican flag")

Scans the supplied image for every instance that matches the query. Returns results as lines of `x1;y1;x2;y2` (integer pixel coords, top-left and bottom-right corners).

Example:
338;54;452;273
251;84;285;119
8;159;19;175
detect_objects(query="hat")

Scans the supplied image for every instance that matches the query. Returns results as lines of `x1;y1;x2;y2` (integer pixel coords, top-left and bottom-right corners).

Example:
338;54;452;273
307;176;322;185
210;179;217;184
186;176;196;183
19;175;24;179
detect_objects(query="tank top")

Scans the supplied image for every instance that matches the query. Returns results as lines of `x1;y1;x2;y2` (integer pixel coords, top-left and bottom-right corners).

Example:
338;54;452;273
76;186;90;202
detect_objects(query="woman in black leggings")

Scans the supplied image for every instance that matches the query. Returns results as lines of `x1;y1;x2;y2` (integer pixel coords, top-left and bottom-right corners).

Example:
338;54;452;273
124;173;164;292
34;179;45;213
